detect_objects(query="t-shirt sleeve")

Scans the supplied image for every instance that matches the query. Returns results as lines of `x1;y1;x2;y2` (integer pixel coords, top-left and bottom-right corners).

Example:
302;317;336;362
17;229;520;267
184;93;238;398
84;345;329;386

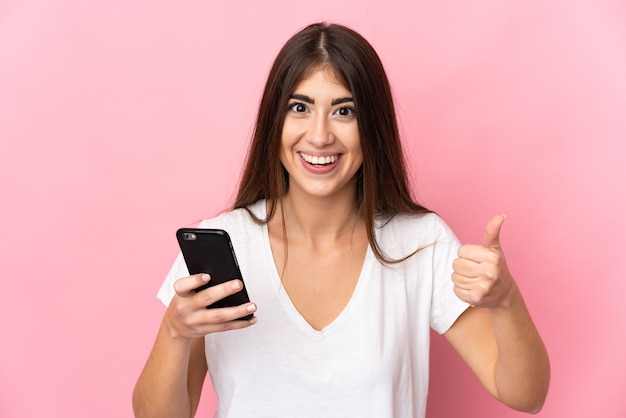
429;220;470;334
156;252;189;306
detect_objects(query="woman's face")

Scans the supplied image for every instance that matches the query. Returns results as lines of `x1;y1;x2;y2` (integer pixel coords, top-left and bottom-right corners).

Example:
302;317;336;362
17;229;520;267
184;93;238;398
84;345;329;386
280;67;363;201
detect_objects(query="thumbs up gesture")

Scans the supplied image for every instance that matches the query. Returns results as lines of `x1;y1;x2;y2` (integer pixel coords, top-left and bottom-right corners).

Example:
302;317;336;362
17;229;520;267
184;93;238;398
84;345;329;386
452;214;516;308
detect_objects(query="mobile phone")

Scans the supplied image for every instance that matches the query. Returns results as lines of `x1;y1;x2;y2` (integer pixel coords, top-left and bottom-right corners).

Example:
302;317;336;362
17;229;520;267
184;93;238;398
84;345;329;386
176;228;253;320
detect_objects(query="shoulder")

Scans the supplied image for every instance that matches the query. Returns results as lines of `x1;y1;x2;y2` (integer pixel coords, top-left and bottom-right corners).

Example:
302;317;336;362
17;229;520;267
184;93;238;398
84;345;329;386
197;200;266;231
373;212;459;260
377;211;457;242
193;200;267;253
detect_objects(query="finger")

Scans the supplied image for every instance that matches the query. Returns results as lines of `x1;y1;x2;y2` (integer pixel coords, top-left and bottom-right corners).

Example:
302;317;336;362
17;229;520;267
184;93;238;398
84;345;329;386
174;273;211;297
200;302;258;325
453;286;485;307
452;273;495;305
453;257;483;278
457;244;499;263
202;315;258;334
195;279;245;307
451;273;471;291
216;316;258;332
173;303;257;338
482;214;506;249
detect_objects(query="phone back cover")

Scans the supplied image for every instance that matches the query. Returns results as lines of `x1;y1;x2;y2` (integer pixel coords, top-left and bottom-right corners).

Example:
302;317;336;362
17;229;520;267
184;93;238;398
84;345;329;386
176;228;251;313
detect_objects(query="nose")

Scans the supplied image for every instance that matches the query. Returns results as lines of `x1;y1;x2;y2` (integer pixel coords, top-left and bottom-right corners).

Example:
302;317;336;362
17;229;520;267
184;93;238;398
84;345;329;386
306;114;335;147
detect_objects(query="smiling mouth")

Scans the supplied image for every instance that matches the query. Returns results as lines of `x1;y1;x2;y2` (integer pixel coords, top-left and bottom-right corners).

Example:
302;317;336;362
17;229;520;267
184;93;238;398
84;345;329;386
298;152;340;166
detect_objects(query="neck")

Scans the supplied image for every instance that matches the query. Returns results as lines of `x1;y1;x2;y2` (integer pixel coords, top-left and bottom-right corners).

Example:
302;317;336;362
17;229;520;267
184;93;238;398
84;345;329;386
277;190;362;243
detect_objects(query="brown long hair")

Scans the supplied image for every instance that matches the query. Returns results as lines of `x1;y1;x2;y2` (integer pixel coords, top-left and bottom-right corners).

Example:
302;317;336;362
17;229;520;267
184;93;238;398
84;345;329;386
234;22;430;263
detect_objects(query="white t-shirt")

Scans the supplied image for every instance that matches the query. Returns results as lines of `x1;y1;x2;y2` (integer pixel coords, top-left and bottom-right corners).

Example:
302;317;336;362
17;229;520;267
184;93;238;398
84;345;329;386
158;200;469;418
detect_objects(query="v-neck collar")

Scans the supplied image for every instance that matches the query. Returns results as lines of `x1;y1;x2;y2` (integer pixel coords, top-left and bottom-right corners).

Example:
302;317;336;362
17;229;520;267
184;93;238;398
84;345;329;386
251;199;372;337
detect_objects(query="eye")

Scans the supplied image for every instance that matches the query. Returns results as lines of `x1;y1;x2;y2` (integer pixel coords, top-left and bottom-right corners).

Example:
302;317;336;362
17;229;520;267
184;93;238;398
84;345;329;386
335;106;355;117
288;102;308;113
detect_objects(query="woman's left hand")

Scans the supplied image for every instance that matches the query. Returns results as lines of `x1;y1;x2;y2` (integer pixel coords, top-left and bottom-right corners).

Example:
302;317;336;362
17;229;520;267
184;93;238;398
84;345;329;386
452;214;517;308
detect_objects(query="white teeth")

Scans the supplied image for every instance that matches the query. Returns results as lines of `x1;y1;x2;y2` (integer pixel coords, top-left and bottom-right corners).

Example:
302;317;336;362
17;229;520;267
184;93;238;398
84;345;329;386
299;152;338;165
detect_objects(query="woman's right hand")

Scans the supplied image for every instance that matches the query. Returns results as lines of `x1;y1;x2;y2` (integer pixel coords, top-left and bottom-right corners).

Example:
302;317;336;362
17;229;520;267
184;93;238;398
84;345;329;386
162;273;257;340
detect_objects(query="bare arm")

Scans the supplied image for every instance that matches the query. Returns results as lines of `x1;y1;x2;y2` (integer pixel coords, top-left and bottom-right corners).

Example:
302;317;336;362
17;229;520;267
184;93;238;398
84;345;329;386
132;274;257;418
445;215;550;413
444;296;550;412
132;331;207;417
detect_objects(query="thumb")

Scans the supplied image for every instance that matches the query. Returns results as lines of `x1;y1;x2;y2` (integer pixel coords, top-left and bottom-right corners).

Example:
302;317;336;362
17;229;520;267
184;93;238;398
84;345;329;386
482;214;506;248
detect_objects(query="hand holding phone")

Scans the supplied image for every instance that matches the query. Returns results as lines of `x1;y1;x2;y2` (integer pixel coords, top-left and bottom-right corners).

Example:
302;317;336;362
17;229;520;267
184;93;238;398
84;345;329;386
176;228;253;320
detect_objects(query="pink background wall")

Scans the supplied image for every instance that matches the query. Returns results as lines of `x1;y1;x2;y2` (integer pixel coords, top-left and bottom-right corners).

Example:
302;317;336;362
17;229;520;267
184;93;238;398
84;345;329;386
1;0;625;417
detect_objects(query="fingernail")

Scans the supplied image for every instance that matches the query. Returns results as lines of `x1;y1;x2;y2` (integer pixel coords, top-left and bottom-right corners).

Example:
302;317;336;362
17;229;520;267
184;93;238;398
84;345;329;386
201;274;210;282
247;303;257;312
249;317;258;325
231;280;241;290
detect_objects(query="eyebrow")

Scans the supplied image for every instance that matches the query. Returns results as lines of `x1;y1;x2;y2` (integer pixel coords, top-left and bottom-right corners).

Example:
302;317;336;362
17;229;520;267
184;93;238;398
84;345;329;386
289;94;354;106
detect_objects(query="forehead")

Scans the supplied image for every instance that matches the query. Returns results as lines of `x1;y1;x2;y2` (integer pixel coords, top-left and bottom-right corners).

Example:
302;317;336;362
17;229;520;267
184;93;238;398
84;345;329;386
293;66;351;95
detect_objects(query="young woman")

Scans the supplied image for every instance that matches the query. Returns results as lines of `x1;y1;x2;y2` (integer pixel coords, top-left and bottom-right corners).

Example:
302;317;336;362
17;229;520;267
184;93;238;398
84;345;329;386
133;23;550;417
